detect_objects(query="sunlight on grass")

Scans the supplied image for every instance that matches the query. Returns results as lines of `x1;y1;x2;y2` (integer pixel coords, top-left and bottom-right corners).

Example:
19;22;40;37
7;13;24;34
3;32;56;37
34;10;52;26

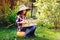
0;27;60;40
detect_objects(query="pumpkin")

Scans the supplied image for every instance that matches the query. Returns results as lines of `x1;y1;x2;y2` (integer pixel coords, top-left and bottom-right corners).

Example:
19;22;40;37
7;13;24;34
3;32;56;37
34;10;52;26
17;31;25;37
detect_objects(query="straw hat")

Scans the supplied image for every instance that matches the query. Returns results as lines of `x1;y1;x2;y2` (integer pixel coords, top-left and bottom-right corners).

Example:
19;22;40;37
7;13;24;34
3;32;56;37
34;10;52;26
19;4;30;11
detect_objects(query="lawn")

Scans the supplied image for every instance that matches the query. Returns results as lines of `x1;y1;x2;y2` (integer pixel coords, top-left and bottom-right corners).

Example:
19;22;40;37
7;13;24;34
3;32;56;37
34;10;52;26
0;26;60;40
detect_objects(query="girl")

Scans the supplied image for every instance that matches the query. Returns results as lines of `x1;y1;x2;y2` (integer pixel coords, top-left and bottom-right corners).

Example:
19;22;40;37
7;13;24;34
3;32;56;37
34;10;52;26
16;5;36;38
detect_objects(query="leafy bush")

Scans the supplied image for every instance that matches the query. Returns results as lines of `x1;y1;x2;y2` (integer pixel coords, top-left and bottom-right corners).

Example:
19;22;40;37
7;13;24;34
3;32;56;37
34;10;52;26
37;18;54;28
34;0;60;28
26;11;31;19
0;5;18;27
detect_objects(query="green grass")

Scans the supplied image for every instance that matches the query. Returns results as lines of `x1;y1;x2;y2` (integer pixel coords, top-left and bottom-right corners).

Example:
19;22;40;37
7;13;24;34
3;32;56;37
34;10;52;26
0;27;60;40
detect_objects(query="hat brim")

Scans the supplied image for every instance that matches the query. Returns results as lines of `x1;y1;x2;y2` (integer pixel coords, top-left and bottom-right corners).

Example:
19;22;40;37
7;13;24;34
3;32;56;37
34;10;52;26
19;8;30;12
17;8;30;15
26;8;31;11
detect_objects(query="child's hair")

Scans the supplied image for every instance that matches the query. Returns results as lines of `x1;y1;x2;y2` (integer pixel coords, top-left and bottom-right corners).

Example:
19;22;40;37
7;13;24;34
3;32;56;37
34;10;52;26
17;10;27;16
17;11;23;15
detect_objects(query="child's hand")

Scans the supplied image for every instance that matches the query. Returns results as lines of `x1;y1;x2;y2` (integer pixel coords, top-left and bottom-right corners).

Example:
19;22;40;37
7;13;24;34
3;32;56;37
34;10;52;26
20;21;26;24
20;20;28;24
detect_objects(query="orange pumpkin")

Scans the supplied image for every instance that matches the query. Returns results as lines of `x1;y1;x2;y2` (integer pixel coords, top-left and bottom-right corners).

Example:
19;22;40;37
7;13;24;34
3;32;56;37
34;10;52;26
17;31;25;37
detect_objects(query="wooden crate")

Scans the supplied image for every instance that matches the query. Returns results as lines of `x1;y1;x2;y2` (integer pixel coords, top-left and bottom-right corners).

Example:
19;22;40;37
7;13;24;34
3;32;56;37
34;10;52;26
22;19;37;27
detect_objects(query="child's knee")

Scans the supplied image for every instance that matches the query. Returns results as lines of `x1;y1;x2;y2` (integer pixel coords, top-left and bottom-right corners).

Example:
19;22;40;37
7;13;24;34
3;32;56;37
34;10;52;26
30;26;36;30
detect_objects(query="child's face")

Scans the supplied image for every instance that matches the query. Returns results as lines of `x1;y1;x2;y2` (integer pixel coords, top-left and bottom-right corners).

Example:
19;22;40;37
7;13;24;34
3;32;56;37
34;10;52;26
23;10;27;15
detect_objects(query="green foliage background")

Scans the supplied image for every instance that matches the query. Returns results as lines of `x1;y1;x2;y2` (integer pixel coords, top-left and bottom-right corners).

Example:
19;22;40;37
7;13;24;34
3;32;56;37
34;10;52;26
0;0;60;29
34;0;60;29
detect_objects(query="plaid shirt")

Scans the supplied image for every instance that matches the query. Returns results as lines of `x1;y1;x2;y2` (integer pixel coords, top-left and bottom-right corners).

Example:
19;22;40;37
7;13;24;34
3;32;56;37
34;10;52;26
16;15;27;31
